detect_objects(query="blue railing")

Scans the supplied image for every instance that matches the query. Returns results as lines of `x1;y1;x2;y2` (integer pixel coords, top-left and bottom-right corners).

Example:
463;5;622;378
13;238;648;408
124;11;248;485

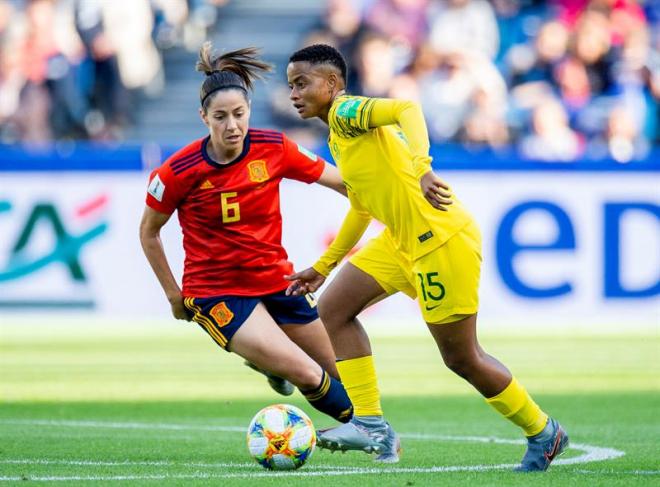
0;142;658;172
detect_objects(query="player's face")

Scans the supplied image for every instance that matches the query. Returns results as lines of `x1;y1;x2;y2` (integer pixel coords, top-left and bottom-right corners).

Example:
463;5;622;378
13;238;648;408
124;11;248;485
287;62;335;119
200;89;250;153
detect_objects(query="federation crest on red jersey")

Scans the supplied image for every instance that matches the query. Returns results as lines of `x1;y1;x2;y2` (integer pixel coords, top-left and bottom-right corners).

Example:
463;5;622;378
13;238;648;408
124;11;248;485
247;160;269;183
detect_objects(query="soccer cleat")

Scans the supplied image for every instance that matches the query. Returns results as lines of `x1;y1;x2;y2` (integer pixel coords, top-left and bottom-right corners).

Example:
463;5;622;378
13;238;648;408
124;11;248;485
317;421;381;454
243;361;294;396
317;418;401;463
514;418;569;472
373;422;401;463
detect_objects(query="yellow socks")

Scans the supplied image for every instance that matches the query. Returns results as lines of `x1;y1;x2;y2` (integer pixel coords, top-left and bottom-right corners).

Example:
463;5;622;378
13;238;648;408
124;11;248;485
336;355;383;417
336;358;547;435
486;377;549;436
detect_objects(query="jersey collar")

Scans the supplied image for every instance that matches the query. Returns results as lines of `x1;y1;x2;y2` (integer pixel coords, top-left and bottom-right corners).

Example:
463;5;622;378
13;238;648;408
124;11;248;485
201;134;251;170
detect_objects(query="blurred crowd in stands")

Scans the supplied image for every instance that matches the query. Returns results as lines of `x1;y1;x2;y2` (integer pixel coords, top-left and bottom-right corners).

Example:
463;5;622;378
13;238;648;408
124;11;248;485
0;0;227;144
0;0;658;163
274;0;659;162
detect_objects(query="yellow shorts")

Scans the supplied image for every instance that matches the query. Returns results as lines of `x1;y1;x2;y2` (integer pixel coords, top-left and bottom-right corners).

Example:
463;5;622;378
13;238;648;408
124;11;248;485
349;221;482;324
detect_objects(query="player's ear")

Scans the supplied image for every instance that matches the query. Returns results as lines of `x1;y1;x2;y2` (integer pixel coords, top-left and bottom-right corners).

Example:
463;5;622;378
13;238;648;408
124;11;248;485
327;72;338;91
199;107;209;127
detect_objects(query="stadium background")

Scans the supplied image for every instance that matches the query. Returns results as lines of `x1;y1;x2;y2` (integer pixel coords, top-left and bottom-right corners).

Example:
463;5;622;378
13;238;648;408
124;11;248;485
0;0;658;484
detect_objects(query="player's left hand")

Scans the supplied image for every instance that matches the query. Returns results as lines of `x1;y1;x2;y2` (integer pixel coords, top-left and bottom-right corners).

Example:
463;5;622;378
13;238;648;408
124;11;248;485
284;267;326;296
420;171;453;211
169;295;191;321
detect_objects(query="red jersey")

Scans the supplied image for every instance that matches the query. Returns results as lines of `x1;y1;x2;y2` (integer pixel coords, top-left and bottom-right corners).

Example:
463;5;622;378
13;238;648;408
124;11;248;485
146;129;326;297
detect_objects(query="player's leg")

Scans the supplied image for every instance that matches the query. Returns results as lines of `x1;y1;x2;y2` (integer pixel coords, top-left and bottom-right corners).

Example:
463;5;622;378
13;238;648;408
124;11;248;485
314;234;411;462
427;314;568;471
242;360;294;396
427;314;511;395
259;291;339;377
182;295;294;396
244;294;329;397
280;319;339;378
315;262;398;459
184;297;350;423
419;222;568;471
317;262;388;359
229;303;323;387
262;291;353;423
230;304;352;424
279;320;354;423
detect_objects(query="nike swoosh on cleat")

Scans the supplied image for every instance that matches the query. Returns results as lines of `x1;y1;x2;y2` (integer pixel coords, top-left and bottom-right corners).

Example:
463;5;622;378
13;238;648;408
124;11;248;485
543;430;563;463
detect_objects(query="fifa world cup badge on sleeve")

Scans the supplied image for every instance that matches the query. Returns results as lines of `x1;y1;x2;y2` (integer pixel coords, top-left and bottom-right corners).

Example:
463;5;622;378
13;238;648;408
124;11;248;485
297;144;318;161
147;174;165;202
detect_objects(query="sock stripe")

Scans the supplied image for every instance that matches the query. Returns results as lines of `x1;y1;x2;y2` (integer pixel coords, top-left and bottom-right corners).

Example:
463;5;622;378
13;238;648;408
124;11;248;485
300;371;353;423
303;371;331;402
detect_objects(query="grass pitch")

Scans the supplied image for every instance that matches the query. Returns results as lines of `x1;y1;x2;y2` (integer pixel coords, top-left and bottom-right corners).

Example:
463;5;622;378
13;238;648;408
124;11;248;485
1;320;659;486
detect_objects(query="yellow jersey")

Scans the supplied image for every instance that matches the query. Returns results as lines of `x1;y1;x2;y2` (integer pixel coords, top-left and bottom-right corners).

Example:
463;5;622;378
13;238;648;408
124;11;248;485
326;94;472;262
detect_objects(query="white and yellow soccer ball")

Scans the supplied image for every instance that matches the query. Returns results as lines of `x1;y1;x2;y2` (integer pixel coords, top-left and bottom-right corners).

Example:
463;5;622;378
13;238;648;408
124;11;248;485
246;404;316;470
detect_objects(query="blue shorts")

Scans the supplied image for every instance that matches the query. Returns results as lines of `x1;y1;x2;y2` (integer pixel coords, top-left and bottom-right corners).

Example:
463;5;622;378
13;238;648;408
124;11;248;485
182;290;319;351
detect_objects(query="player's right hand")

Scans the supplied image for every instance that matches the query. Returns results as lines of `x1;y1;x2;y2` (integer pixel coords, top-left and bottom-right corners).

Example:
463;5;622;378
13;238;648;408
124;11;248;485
169;295;191;321
420;170;453;211
284;267;326;296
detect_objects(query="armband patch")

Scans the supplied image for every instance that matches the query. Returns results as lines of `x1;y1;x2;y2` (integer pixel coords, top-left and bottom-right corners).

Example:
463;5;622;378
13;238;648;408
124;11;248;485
147;174;165;202
336;98;361;119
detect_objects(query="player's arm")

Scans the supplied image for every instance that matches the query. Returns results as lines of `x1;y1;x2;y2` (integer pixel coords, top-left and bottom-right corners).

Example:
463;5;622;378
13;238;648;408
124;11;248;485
285;202;371;295
367;98;453;211
139;206;190;321
315;162;347;196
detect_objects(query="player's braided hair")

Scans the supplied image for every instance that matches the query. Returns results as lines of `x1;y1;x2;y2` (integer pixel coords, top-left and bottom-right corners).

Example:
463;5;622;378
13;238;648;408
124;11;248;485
288;44;347;82
196;42;272;110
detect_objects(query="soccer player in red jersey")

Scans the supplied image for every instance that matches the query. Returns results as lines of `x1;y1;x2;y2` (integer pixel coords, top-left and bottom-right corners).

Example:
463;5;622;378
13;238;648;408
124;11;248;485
139;43;352;423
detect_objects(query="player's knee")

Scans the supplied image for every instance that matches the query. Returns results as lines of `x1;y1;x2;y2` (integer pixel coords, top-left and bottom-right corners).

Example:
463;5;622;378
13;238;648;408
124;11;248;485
442;351;479;379
317;296;347;328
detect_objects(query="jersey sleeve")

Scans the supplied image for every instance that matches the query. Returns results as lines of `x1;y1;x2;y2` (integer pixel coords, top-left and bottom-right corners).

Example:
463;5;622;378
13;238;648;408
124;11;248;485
280;134;326;183
331;95;433;179
367;98;432;179
328;95;376;138
145;165;186;214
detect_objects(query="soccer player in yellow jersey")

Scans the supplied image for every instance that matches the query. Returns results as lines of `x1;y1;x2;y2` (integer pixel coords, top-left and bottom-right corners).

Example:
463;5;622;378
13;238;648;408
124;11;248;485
284;45;568;471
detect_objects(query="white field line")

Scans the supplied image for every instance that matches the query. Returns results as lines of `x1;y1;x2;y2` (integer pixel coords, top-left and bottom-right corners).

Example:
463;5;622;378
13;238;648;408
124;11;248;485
398;432;625;467
0;459;354;471
3;464;654;483
0;418;626;481
0;419;245;432
572;469;660;475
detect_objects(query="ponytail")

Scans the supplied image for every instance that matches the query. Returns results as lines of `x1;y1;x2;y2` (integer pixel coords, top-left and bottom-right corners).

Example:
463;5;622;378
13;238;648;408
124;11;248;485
196;42;273;109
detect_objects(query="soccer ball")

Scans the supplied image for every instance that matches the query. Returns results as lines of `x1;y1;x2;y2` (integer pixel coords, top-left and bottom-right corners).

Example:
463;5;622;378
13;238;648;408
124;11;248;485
246;404;316;470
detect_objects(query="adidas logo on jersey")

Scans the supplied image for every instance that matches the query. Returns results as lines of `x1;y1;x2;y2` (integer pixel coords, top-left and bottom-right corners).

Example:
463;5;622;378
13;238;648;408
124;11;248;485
199;179;214;189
